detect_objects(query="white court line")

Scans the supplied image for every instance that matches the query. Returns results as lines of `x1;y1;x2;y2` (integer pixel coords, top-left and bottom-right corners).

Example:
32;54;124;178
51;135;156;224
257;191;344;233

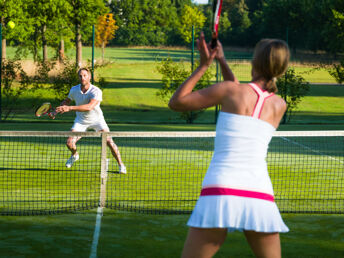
89;207;103;258
281;137;343;164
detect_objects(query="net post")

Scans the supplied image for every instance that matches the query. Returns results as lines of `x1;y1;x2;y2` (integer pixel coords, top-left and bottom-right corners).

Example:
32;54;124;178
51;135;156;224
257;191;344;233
99;132;108;208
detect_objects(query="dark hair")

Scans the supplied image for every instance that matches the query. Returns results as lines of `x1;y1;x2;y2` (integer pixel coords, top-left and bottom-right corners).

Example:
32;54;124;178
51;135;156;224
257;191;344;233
252;39;290;93
78;68;91;75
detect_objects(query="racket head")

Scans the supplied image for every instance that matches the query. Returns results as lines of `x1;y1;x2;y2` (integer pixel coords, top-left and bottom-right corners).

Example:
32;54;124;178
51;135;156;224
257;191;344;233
35;102;52;117
211;0;223;48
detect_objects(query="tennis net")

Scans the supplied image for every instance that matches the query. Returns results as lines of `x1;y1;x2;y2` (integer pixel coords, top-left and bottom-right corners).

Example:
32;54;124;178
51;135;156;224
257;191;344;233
0;131;343;215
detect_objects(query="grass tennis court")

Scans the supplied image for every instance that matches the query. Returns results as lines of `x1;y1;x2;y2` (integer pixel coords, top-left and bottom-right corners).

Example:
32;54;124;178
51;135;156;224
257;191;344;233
1;46;343;257
0;131;343;257
4;45;343;125
0;211;343;257
1;132;343;215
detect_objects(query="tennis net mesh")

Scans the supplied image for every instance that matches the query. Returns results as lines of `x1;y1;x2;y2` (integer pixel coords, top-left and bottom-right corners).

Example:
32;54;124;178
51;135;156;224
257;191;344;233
0;131;343;215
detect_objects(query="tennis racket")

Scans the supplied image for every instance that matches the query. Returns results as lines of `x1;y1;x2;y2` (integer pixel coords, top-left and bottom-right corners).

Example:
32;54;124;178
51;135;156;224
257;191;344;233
211;0;223;49
35;102;57;119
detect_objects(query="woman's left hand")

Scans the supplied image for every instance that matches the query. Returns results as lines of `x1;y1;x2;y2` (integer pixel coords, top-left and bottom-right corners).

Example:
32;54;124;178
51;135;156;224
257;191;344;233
197;32;218;67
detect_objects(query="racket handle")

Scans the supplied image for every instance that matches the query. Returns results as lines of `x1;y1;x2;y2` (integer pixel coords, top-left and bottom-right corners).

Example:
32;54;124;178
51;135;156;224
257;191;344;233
48;110;57;119
211;38;217;49
211;32;217;49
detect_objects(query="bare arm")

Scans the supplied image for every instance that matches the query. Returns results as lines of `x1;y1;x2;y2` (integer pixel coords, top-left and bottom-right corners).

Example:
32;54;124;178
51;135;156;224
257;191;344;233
56;98;99;114
217;57;239;83
169;32;231;111
169;79;232;111
215;40;239;83
60;98;71;106
48;98;71;118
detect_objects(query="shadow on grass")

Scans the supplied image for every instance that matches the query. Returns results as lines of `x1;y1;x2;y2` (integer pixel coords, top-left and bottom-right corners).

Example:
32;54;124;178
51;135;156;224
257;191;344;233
108;48;191;62
105;48;253;63
288;111;344;123
103;80;162;89
0;212;342;257
305;84;344;97
0;167;62;172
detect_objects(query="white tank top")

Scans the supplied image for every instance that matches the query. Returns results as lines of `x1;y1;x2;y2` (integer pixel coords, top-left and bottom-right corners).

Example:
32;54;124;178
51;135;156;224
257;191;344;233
202;83;276;196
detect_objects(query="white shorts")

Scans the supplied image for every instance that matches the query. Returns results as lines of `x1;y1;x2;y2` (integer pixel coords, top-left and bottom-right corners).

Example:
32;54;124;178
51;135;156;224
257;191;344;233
71;119;110;132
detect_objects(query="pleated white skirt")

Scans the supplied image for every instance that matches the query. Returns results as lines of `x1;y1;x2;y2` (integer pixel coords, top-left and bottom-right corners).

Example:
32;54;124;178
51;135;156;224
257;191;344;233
187;195;289;233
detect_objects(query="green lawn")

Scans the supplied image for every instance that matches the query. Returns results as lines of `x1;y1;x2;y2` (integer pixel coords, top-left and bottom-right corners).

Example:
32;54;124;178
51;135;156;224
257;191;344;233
2;46;343;126
0;130;343;257
0;47;343;257
0;211;343;257
1;66;343;126
1;131;342;215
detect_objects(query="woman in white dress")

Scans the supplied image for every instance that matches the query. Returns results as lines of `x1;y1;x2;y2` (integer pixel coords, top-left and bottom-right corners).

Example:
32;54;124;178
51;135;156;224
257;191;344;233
169;32;290;258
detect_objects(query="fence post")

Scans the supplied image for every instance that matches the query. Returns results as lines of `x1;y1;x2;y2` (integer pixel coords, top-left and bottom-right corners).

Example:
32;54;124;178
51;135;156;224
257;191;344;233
0;24;2;122
191;25;194;72
91;24;95;84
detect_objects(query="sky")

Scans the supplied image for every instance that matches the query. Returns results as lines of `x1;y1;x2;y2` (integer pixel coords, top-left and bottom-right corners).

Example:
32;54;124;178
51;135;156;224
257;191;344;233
192;0;209;4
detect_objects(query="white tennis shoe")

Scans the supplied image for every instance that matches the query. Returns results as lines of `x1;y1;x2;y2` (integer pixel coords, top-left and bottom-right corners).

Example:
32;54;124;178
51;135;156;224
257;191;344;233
65;154;79;168
119;165;127;174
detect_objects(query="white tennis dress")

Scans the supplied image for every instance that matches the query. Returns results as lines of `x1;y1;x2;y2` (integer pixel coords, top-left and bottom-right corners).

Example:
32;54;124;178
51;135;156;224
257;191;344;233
187;83;289;232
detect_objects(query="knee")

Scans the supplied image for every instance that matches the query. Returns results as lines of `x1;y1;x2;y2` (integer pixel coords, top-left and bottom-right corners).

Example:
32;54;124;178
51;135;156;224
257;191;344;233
66;138;75;148
107;138;117;148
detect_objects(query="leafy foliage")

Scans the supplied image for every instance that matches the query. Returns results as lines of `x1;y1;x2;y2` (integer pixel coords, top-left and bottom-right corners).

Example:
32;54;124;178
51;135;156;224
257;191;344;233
50;62;80;101
49;61;108;101
178;5;206;44
156;57;213;123
1;59;31;120
328;59;344;84
95;13;119;61
109;0;179;46
2;0;344;55
66;0;107;66
277;68;310;123
324;8;344;55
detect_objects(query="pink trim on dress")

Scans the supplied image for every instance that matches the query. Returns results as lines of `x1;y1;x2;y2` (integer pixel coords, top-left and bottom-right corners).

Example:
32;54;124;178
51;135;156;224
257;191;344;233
249;83;274;119
200;187;275;202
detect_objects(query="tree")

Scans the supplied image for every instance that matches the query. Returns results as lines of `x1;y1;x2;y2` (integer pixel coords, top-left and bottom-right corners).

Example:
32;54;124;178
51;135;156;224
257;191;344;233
323;2;344;55
25;0;69;63
66;0;107;67
47;1;74;63
109;0;179;46
156;57;213;123
277;68;310;123
0;0;24;59
329;59;344;84
1;59;31;120
172;0;192;10
95;13;119;61
178;5;206;44
228;0;251;40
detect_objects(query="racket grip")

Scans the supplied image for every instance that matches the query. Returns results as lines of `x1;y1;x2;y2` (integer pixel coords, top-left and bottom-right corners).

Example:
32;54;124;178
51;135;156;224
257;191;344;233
211;32;217;49
48;110;57;119
211;38;217;49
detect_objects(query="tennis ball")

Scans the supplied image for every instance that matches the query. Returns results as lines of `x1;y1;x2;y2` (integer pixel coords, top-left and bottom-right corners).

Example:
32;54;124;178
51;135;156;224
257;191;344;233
7;21;15;29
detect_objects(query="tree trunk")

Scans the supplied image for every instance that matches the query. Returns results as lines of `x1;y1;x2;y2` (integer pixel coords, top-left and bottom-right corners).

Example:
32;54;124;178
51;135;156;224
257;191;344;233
1;38;6;60
42;24;48;63
75;23;82;68
102;42;105;61
1;17;5;60
58;38;65;63
33;27;38;62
